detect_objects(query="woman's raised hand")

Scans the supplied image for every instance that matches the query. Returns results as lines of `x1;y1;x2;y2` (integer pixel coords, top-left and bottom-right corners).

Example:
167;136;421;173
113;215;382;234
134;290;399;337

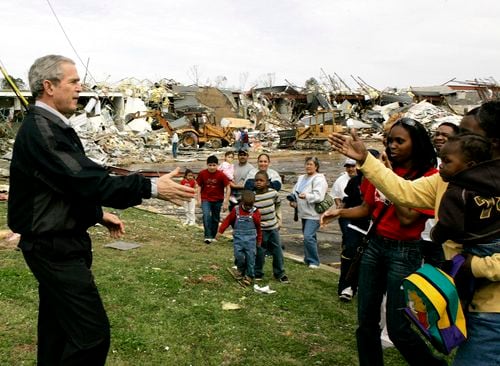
328;129;368;164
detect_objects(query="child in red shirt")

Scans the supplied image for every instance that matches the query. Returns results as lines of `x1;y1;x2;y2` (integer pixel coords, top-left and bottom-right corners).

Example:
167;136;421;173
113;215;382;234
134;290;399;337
180;169;197;225
196;155;231;244
217;190;262;285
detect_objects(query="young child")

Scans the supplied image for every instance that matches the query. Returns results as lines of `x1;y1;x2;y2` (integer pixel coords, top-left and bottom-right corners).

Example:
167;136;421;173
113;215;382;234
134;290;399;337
216;190;262;285
218;151;238;205
431;133;498;309
431;133;499;257
196;155;231;244
252;170;289;283
180;169;197;226
218;151;235;181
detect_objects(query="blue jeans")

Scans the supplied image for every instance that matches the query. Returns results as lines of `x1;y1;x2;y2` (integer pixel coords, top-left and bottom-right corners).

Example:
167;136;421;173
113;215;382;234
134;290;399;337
201;200;222;239
463;238;500;257
453;312;500;366
255;229;285;279
302;219;320;266
172;142;178;158
356;236;445;366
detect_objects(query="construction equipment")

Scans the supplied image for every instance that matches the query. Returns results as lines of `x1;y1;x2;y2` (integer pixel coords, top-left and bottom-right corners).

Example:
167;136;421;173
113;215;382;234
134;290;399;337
177;112;235;148
278;110;344;150
0;65;29;112
126;110;235;148
292;109;344;150
126;110;174;133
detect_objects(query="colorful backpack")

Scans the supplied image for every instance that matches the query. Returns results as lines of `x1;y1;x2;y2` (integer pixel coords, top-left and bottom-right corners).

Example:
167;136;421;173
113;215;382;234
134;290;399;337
402;255;467;355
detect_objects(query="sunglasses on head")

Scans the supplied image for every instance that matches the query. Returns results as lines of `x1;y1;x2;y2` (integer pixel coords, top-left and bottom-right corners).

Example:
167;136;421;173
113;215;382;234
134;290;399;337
396;118;417;127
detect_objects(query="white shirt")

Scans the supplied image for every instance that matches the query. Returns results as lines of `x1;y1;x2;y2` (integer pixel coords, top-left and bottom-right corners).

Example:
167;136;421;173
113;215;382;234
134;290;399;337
35;101;71;125
331;172;352;200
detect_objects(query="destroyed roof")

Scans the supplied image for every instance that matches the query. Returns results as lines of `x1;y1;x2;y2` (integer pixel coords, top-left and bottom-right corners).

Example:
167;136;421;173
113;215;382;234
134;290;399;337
252;85;301;95
409;85;457;96
380;92;413;105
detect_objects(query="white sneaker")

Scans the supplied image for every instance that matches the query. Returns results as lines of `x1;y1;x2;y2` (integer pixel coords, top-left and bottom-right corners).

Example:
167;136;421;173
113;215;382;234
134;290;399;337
380;332;394;349
308;264;320;269
339;287;354;302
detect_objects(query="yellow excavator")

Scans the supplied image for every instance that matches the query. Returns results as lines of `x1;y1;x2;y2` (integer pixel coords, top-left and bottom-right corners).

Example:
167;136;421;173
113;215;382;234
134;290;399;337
294;109;344;150
127;110;234;149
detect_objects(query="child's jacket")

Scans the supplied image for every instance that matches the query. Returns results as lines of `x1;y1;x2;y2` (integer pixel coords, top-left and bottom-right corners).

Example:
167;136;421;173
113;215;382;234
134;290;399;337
219;205;262;245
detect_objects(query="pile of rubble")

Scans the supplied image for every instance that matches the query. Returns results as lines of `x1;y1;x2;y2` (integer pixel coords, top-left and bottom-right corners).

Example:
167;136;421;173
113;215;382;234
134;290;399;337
2;73;498;167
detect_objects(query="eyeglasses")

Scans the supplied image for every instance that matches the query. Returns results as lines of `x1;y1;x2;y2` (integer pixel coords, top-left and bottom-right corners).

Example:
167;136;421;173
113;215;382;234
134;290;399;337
395;118;417;127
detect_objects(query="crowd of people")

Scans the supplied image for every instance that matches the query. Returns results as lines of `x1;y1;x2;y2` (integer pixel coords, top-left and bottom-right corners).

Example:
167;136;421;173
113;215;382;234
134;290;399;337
8;54;499;365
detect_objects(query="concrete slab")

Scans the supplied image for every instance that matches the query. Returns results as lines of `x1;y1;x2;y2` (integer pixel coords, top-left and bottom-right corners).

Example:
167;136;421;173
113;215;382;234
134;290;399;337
104;241;141;250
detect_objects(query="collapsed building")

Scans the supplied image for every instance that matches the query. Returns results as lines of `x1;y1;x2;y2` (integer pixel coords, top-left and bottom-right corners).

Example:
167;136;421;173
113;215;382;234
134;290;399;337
0;75;499;167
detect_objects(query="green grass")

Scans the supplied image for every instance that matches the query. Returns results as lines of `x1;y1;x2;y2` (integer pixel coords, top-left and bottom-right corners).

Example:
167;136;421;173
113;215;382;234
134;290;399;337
0;202;418;365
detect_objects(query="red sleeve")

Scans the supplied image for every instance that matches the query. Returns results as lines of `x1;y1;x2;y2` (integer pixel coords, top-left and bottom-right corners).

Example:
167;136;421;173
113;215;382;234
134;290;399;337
362;180;376;209
219;208;236;234
196;170;204;187
253;209;262;246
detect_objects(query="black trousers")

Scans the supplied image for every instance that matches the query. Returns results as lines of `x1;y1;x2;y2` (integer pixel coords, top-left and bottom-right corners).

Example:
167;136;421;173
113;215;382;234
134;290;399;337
21;233;110;366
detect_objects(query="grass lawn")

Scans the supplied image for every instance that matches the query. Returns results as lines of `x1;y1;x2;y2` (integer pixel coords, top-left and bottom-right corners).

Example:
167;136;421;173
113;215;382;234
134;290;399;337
0;201;435;365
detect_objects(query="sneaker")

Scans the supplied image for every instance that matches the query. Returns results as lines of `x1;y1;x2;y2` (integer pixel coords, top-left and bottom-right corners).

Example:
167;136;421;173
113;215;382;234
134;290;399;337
308;264;320;269
278;275;290;284
229;267;244;280
380;331;394;349
204;238;211;244
339;287;353;302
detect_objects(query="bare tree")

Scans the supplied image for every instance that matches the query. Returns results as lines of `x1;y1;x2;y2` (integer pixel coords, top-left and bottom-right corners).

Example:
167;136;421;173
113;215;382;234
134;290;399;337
265;73;275;87
187;65;202;86
255;73;275;88
214;75;227;89
239;72;249;91
305;77;319;90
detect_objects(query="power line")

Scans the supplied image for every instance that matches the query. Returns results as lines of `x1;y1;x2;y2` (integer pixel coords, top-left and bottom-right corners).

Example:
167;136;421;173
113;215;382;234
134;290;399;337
45;0;96;87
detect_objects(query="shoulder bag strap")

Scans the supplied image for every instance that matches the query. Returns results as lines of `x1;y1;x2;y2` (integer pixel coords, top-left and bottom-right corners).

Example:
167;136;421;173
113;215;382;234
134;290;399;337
360;202;391;250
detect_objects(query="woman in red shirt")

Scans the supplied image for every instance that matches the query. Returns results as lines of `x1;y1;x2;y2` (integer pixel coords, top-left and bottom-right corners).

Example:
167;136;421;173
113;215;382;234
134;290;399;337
322;118;445;366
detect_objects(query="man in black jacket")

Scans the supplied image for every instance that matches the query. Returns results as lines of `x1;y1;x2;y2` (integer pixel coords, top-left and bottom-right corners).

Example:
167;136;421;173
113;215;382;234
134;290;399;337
8;55;194;366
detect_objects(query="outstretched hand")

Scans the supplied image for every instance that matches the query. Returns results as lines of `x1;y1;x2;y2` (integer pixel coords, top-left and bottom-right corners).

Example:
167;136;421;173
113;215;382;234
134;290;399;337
320;207;341;228
157;167;196;206
101;212;125;239
328;129;368;163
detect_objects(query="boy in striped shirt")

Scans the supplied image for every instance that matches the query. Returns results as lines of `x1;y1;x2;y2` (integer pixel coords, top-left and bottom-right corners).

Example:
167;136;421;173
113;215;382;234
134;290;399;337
253;170;289;283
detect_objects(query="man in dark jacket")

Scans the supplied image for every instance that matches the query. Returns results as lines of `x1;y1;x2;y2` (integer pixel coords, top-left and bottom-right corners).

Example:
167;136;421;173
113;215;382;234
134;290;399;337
8;55;194;366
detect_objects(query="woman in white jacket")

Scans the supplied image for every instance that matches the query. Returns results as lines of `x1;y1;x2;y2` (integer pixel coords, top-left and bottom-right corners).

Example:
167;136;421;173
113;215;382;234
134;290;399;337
290;157;328;268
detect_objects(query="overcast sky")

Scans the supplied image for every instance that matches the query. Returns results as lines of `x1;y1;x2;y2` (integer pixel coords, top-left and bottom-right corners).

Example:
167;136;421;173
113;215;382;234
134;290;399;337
1;0;499;90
